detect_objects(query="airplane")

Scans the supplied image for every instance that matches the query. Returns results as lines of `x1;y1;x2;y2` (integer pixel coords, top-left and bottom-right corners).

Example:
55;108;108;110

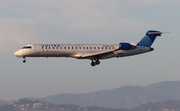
14;30;163;66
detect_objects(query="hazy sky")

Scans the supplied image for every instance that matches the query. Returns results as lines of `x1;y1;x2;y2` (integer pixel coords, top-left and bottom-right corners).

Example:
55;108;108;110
0;0;180;100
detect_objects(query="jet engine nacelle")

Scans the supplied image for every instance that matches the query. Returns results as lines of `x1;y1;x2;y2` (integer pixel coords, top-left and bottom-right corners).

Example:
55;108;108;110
119;42;136;50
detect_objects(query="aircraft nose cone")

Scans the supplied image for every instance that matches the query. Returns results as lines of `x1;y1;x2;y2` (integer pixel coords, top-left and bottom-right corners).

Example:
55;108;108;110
14;51;17;55
14;51;19;56
14;50;22;57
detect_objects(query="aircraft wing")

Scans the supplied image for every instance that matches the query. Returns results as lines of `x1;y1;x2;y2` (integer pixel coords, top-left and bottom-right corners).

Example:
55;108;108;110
72;49;117;59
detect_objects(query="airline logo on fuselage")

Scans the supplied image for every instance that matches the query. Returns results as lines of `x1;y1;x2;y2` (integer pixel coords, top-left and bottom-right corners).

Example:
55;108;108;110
41;44;61;47
40;44;115;48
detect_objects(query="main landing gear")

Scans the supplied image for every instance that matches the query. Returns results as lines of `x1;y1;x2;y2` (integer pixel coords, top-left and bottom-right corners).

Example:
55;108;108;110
91;59;100;66
23;57;26;63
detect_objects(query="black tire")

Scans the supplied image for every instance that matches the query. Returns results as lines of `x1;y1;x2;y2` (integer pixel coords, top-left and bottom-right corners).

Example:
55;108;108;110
91;62;96;66
96;60;100;65
23;60;26;63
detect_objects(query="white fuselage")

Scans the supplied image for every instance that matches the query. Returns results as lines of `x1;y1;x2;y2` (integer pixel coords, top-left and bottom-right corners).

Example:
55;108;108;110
14;30;162;66
14;44;152;59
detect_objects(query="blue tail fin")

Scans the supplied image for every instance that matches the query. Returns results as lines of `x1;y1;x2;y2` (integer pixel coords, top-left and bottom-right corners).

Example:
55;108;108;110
137;30;162;47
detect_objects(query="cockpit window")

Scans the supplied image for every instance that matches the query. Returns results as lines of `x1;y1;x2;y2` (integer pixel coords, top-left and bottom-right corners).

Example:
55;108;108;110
22;46;32;49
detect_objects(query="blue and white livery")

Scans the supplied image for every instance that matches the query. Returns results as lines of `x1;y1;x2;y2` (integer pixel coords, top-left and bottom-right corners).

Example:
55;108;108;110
14;30;162;66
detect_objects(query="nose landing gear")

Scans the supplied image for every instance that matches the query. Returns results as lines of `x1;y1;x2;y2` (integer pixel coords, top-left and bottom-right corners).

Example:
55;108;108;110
23;57;26;63
91;59;100;66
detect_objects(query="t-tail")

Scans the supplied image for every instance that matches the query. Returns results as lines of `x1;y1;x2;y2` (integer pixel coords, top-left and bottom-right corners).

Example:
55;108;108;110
137;30;162;47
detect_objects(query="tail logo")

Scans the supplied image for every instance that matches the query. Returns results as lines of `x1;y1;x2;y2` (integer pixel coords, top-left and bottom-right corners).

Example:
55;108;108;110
137;30;162;47
137;35;152;47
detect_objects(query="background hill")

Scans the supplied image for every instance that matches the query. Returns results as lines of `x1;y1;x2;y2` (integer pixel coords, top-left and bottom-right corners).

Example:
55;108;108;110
28;81;180;109
132;100;180;111
0;100;6;105
1;99;180;111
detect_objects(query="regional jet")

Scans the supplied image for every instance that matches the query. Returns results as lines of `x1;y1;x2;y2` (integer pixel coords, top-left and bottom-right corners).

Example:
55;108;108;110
14;30;162;66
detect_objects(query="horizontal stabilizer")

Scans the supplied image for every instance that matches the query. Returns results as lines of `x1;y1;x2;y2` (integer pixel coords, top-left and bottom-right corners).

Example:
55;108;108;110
148;31;169;35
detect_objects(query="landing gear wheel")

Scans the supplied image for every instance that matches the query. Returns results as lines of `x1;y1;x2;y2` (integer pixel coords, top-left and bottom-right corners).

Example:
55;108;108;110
96;60;100;65
23;57;26;63
91;61;96;66
91;59;100;66
23;60;26;63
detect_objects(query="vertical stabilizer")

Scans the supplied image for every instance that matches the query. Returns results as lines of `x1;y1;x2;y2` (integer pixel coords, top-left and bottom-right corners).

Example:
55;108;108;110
137;30;162;47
